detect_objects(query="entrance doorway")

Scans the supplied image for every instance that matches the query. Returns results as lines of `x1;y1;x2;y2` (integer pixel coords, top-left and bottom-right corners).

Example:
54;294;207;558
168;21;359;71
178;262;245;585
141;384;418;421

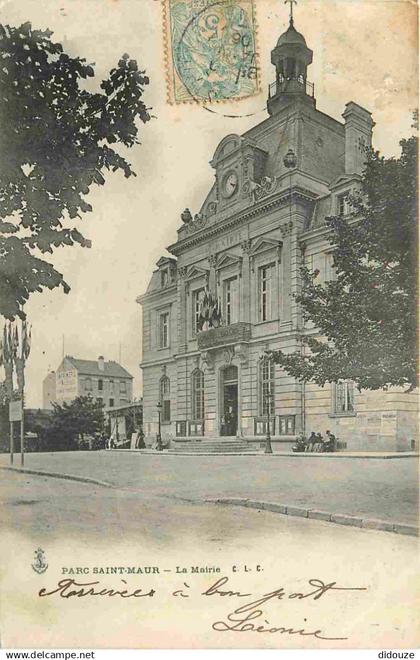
221;365;238;436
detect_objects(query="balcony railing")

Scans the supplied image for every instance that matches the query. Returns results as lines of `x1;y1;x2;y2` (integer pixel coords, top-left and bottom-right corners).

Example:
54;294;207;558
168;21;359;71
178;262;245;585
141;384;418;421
268;76;314;99
197;322;252;350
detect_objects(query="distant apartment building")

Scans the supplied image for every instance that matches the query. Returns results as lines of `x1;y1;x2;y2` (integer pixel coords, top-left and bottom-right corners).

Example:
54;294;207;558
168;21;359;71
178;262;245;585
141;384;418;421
42;355;133;408
42;371;57;410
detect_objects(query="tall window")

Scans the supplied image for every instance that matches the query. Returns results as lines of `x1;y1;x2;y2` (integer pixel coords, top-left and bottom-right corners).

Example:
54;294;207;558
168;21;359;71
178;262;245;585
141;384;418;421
337;193;349;216
159;312;169;348
334;380;354;413
98;379;103;391
191;369;204;420
160;376;171;422
223;277;238;325
85;378;92;392
193;288;205;333
324;253;336;282
259;358;275;416
259;264;273;322
120;380;127;394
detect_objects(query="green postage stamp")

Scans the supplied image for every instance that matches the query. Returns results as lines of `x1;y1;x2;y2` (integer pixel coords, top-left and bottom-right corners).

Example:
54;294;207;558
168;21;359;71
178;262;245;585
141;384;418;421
163;0;260;104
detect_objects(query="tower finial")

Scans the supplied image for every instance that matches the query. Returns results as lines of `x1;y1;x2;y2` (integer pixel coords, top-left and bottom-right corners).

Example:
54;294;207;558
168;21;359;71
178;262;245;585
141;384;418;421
284;0;297;26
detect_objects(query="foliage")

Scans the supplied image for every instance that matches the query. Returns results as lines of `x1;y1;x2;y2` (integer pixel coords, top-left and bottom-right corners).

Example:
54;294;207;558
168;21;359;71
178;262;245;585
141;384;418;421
270;135;418;391
46;395;105;449
0;22;151;319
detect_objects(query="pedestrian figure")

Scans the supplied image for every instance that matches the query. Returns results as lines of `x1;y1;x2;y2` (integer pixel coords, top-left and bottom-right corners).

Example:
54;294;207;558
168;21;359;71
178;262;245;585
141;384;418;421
314;432;324;452
325;430;337;452
155;435;163;451
135;428;145;449
306;431;317;452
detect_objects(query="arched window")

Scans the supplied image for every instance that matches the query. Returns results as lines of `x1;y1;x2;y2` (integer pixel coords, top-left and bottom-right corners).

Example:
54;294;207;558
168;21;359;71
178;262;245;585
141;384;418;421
160;375;171;422
259;358;275;417
191;369;204;420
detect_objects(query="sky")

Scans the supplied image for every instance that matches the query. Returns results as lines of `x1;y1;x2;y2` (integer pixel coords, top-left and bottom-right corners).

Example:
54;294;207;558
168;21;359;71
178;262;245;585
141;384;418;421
0;0;417;407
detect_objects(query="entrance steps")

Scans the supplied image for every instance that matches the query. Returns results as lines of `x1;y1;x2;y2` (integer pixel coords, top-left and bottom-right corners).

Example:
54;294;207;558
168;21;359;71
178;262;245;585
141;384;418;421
168;437;254;454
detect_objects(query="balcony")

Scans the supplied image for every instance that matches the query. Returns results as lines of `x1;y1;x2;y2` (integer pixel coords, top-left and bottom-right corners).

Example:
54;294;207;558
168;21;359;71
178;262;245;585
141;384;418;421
268;76;314;99
197;322;252;350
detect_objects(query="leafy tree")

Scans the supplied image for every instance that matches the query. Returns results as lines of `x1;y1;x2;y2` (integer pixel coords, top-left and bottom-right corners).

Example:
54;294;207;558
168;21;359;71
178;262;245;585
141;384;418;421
48;395;104;448
270;134;418;391
0;22;151;320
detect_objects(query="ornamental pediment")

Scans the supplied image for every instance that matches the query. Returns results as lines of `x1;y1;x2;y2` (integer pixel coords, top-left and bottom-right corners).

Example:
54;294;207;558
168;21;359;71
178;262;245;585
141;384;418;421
329;173;361;191
248;237;283;257
184;265;209;282
210;134;242;167
215;252;242;271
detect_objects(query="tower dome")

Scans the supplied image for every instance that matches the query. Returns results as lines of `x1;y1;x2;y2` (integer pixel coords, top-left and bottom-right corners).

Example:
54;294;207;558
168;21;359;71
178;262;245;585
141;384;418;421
276;21;307;47
267;13;315;116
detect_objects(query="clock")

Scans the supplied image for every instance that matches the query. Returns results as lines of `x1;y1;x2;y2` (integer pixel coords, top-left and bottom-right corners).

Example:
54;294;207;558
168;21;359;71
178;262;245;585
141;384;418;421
222;170;238;198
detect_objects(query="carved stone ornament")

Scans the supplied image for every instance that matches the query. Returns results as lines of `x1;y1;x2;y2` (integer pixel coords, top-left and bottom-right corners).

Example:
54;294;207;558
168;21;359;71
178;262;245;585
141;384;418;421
201;351;214;373
240;239;252;254
177;266;188;280
206;201;217;217
243;176;278;203
234;343;248;365
280;220;293;237
185;213;208;234
254;176;278;200
208;253;218;268
222;347;234;365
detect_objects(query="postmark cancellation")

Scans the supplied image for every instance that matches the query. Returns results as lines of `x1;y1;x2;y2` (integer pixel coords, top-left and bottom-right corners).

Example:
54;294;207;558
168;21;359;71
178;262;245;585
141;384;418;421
162;0;260;105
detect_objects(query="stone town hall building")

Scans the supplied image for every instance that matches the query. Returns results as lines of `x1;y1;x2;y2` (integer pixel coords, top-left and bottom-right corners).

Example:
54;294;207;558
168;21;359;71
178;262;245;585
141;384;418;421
137;17;417;452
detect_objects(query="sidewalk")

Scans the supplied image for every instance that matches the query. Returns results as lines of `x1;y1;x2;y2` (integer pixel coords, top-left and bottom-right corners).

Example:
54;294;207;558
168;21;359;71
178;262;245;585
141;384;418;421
1;450;417;529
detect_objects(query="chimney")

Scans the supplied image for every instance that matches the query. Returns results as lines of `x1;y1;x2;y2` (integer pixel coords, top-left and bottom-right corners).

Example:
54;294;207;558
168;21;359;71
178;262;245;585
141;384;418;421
98;356;105;371
342;102;375;175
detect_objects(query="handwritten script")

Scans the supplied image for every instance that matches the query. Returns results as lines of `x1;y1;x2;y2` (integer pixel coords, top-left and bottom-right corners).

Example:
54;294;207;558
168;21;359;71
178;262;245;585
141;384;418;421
38;575;368;641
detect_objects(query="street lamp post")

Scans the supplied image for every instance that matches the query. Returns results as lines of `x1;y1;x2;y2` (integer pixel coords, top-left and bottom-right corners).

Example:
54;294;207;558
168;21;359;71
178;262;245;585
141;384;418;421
265;359;273;455
156;400;163;451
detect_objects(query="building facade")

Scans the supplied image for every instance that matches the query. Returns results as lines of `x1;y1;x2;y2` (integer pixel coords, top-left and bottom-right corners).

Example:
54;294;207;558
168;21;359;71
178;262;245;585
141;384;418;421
42;371;56;410
137;18;417;452
42;355;133;408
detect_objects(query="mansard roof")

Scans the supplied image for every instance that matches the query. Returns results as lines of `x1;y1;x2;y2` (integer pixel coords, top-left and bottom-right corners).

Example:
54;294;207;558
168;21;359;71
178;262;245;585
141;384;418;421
61;356;133;379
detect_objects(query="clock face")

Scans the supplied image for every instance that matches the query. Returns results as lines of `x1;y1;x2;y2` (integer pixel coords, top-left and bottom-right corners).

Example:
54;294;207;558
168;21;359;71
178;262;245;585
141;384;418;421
222;171;238;198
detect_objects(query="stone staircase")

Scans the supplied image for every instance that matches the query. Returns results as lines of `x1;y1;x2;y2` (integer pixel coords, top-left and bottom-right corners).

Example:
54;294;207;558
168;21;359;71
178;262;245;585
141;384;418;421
168;437;255;454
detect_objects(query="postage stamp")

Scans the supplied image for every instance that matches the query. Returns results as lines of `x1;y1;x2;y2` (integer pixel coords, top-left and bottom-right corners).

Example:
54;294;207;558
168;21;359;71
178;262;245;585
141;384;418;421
162;0;260;104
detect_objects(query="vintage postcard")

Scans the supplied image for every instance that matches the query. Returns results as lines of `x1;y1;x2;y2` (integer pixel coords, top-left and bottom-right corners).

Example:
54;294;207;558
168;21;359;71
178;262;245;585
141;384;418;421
0;0;418;651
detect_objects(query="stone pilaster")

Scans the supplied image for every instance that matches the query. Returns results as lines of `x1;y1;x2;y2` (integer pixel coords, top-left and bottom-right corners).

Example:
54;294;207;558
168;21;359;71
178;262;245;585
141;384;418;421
240;239;252;323
208;253;217;294
177;267;188;354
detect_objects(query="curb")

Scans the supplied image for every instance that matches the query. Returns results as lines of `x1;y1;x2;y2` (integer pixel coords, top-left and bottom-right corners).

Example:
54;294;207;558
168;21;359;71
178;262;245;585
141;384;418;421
1;466;114;489
110;449;418;459
207;498;418;537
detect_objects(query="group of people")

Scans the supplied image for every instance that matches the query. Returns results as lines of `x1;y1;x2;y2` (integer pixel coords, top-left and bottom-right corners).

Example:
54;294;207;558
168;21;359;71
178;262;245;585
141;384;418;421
292;430;337;453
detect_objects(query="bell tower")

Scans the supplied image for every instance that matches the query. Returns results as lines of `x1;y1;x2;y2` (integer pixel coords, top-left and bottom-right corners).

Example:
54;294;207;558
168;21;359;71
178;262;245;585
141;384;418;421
267;1;315;116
